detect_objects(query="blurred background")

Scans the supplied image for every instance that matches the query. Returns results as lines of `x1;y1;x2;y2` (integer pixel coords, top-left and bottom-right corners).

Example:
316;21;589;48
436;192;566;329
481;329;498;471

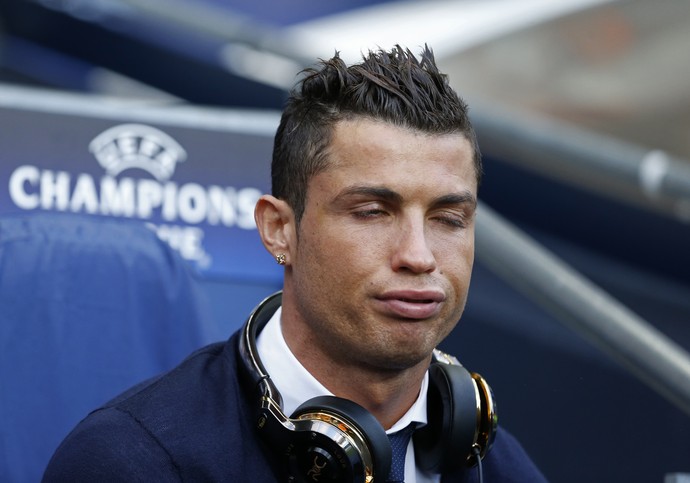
1;0;690;481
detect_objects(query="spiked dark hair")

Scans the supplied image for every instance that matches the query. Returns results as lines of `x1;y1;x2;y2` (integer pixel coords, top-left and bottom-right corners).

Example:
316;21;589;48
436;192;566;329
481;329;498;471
271;45;482;224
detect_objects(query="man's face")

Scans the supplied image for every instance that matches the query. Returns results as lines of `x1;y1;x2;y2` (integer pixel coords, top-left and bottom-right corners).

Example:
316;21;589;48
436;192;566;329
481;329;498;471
286;118;477;372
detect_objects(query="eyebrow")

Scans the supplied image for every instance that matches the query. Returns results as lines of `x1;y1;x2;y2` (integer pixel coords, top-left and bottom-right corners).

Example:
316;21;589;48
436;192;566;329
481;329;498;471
335;186;477;209
432;192;477;210
337;186;403;204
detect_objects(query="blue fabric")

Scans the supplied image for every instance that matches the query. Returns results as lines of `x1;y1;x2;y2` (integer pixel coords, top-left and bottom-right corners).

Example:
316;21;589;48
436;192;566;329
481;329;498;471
43;334;281;482
441;430;550;483
387;424;415;482
42;307;548;482
0;213;223;483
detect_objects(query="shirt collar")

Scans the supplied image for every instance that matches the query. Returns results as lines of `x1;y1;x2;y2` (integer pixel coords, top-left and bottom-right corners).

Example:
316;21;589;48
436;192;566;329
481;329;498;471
255;306;429;433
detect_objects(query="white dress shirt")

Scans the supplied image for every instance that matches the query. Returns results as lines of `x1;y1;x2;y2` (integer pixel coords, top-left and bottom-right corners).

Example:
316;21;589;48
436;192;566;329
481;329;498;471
256;306;440;483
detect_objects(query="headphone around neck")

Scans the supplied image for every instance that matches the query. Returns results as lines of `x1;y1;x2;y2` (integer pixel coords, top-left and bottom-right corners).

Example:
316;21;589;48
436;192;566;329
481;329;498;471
238;291;497;482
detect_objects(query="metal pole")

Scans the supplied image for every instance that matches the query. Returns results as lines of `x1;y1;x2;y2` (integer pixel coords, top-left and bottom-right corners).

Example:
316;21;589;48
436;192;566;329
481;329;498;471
475;201;690;416
471;104;690;221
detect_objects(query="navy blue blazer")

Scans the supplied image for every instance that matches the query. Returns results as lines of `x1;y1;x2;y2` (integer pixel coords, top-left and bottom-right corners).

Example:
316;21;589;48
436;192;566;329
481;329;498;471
43;331;548;482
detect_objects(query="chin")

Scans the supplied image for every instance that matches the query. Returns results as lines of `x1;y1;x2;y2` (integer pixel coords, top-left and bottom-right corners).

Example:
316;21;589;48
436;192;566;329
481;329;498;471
370;347;431;372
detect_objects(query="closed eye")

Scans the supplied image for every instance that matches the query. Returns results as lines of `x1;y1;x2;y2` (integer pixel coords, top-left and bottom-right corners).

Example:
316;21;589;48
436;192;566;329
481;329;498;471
434;215;467;228
353;208;389;219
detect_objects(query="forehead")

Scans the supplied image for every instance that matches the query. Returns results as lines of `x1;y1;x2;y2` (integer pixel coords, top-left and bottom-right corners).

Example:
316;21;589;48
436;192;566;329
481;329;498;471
317;118;477;194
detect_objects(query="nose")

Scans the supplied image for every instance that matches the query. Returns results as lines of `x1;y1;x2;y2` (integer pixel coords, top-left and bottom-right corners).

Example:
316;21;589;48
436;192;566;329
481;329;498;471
391;217;437;274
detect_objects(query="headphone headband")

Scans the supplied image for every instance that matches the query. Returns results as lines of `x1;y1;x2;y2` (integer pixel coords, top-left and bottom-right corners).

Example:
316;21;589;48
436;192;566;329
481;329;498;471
238;291;283;405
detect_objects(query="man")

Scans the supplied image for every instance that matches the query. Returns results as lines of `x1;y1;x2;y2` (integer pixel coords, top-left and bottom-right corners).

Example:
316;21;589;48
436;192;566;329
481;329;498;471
44;46;547;482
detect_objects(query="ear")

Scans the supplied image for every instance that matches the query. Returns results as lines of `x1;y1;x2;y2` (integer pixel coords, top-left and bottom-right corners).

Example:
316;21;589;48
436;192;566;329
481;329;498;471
254;195;296;264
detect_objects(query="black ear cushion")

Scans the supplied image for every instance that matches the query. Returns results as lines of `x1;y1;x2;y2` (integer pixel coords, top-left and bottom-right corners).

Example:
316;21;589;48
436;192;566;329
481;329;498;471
292;395;392;479
414;363;479;473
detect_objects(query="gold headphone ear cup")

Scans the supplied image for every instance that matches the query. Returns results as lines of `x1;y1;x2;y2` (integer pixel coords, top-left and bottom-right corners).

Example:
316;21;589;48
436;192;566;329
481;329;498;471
414;363;483;473
471;372;498;459
291;395;392;481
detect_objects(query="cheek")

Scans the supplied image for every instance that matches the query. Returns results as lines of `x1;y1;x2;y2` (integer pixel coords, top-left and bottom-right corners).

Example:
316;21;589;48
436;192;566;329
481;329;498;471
297;226;368;283
435;232;474;267
320;223;383;260
436;242;475;295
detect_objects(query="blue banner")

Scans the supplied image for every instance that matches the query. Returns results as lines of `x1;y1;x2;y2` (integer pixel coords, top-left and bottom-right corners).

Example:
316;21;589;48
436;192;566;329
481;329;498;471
0;84;283;283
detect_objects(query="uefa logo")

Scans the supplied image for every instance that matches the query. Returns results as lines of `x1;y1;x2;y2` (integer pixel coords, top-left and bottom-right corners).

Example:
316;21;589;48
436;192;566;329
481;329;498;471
89;124;187;182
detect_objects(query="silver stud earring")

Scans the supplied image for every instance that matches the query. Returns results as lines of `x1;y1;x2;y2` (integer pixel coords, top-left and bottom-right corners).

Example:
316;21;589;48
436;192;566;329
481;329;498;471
275;253;287;265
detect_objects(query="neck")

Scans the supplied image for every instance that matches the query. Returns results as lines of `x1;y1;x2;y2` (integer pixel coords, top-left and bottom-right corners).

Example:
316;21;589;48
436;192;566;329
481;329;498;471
317;362;428;430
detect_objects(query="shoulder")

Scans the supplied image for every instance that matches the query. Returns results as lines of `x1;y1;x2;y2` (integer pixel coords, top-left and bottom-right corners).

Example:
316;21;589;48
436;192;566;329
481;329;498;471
442;426;547;482
480;426;548;482
108;340;229;408
43;336;273;481
43;406;182;482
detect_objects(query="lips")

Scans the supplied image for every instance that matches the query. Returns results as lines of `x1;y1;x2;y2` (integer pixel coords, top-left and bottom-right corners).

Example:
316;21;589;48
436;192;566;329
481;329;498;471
375;290;445;320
